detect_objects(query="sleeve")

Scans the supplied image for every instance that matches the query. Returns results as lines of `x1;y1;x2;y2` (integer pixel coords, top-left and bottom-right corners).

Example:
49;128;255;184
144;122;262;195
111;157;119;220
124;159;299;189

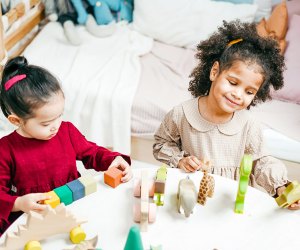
0;139;18;235
67;122;131;171
153;107;189;168
245;118;289;196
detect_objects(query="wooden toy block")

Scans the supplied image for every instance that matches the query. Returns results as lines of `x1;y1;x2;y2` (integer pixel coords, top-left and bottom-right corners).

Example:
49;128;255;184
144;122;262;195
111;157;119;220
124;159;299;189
124;226;144;250
54;185;74;206
78;175;97;195
63;235;98;250
177;176;197;217
276;181;300;208
0;204;87;250
43;191;60;208
198;159;215;205
104;167;123;188
153;165;167;206
67;179;85;201
234;155;253;214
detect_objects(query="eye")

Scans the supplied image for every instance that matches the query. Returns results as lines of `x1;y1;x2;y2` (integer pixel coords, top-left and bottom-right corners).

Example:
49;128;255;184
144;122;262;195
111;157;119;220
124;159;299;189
246;91;254;95
42;123;50;127
229;81;237;85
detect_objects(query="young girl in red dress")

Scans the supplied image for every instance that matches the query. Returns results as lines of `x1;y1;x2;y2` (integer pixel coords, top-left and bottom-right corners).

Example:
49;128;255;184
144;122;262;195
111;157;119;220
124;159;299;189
0;56;132;235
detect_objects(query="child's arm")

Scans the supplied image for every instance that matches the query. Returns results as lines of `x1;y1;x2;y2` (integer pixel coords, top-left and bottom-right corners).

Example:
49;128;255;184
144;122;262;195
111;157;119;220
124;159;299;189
108;156;132;182
153;107;191;168
12;193;50;213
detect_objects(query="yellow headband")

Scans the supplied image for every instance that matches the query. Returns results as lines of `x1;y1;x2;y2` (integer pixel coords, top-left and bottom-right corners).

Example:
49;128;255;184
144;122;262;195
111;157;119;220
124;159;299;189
227;38;243;47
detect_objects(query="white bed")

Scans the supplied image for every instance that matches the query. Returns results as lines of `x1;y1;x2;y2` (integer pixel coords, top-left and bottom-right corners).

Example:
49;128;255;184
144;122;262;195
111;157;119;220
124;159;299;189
0;0;299;167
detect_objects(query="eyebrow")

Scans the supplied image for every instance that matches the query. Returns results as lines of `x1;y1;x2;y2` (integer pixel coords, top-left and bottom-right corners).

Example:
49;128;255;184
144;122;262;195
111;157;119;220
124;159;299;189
41;113;63;124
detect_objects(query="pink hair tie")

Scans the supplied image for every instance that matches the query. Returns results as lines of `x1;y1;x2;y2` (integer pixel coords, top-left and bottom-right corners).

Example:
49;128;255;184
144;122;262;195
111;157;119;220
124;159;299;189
4;74;27;91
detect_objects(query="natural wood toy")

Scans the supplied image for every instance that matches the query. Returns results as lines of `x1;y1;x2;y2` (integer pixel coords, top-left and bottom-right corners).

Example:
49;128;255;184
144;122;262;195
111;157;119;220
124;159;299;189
198;159;215;205
43;175;97;208
63;235;99;250
177;176;197;217
234;155;253;214
104;167;123;188
124;226;144;250
275;181;300;208
133;170;157;232
153;165;167;206
0;204;87;250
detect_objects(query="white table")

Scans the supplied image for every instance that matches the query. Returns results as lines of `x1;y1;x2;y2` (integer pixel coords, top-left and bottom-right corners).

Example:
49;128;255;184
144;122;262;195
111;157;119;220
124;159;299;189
1;161;299;250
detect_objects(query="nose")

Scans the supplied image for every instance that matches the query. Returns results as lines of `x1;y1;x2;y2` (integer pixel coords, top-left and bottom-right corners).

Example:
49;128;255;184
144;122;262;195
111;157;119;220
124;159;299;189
231;88;242;99
50;127;57;132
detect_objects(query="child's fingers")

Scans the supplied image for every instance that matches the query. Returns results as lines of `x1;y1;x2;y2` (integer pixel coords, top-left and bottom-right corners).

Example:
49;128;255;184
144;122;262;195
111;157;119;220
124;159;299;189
288;200;300;210
34;193;51;202
31;202;48;212
187;158;199;171
121;169;133;182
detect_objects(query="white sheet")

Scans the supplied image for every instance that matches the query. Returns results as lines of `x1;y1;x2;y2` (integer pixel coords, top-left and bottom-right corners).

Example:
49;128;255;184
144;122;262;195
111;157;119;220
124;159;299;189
23;22;153;154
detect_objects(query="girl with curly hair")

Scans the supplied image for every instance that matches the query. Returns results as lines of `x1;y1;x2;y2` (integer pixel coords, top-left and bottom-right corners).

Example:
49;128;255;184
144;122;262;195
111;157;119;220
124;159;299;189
153;20;299;210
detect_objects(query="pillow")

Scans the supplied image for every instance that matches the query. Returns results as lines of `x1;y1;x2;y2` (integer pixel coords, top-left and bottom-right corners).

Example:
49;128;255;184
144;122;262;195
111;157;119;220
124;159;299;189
271;15;300;104
132;0;257;49
266;0;288;40
212;0;272;22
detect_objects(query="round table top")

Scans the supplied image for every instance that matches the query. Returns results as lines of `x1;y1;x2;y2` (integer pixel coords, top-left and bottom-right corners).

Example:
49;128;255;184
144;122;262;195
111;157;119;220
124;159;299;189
1;161;299;250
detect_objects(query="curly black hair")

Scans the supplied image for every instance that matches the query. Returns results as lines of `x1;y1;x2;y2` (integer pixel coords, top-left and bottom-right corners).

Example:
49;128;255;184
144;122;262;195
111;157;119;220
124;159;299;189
188;20;285;108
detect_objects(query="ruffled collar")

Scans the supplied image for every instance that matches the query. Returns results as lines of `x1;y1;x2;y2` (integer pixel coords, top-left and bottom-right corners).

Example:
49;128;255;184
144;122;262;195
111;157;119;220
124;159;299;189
182;98;249;135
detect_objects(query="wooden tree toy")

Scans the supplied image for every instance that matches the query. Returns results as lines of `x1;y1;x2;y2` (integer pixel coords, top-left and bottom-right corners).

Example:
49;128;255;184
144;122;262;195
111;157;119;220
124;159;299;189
0;204;87;250
177;176;198;217
234;155;253;214
133;170;156;232
198;159;215;205
275;181;300;208
124;226;144;250
153;165;167;206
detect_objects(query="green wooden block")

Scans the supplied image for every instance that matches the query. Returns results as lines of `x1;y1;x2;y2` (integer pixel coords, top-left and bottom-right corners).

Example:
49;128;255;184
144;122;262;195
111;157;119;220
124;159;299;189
124;226;144;250
234;155;253;214
78;175;97;196
53;185;73;205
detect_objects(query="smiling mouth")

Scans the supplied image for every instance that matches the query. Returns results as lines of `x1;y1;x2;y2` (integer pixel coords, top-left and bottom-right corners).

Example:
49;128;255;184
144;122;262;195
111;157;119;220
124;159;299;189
225;96;239;106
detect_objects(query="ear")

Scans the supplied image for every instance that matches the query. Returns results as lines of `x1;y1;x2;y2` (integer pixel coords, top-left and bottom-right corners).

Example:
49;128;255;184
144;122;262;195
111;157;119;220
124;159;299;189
210;61;220;81
8;114;22;127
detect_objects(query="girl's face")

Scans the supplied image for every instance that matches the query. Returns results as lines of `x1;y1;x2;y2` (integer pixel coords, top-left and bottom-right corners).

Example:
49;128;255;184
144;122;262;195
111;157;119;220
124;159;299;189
17;91;65;140
209;60;263;114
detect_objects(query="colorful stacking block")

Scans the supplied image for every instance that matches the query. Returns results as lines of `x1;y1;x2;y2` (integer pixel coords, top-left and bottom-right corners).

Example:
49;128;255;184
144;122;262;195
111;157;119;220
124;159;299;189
53;185;73;205
104;167;123;188
67;179;85;201
276;181;300;208
78;175;97;195
124;226;144;250
234;155;253;214
43;191;60;208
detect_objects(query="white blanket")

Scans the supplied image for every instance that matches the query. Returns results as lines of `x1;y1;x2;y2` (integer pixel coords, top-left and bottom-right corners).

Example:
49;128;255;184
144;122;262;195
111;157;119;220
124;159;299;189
23;22;153;154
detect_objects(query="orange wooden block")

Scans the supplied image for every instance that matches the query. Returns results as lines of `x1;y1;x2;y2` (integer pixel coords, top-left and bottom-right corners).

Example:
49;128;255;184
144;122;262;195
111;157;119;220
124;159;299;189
104;167;123;188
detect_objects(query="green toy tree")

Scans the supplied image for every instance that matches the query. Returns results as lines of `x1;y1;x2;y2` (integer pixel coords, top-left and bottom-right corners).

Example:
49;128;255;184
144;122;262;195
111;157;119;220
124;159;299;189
124;226;144;250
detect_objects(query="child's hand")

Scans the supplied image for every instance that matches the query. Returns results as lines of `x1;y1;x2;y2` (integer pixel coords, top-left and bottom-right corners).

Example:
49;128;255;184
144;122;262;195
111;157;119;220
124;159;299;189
12;193;50;213
277;185;300;210
109;156;132;182
178;156;202;172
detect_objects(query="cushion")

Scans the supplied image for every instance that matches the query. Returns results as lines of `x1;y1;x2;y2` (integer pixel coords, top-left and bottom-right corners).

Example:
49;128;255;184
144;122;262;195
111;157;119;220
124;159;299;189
266;0;288;40
272;15;300;104
213;0;272;22
132;0;257;49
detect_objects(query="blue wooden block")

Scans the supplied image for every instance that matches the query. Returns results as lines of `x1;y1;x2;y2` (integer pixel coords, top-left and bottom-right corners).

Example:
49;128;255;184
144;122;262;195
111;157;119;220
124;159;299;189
67;179;85;201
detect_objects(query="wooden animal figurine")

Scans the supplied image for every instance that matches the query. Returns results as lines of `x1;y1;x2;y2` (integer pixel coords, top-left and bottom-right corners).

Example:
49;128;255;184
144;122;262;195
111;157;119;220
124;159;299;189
133;170;156;232
0;204;87;250
197;159;215;205
63;235;99;250
276;181;300;208
234;155;253;214
177;176;197;217
153;165;167;206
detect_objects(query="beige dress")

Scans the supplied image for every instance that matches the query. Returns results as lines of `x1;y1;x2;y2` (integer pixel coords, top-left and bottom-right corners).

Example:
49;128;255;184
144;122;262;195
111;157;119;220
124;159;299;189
153;98;288;196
